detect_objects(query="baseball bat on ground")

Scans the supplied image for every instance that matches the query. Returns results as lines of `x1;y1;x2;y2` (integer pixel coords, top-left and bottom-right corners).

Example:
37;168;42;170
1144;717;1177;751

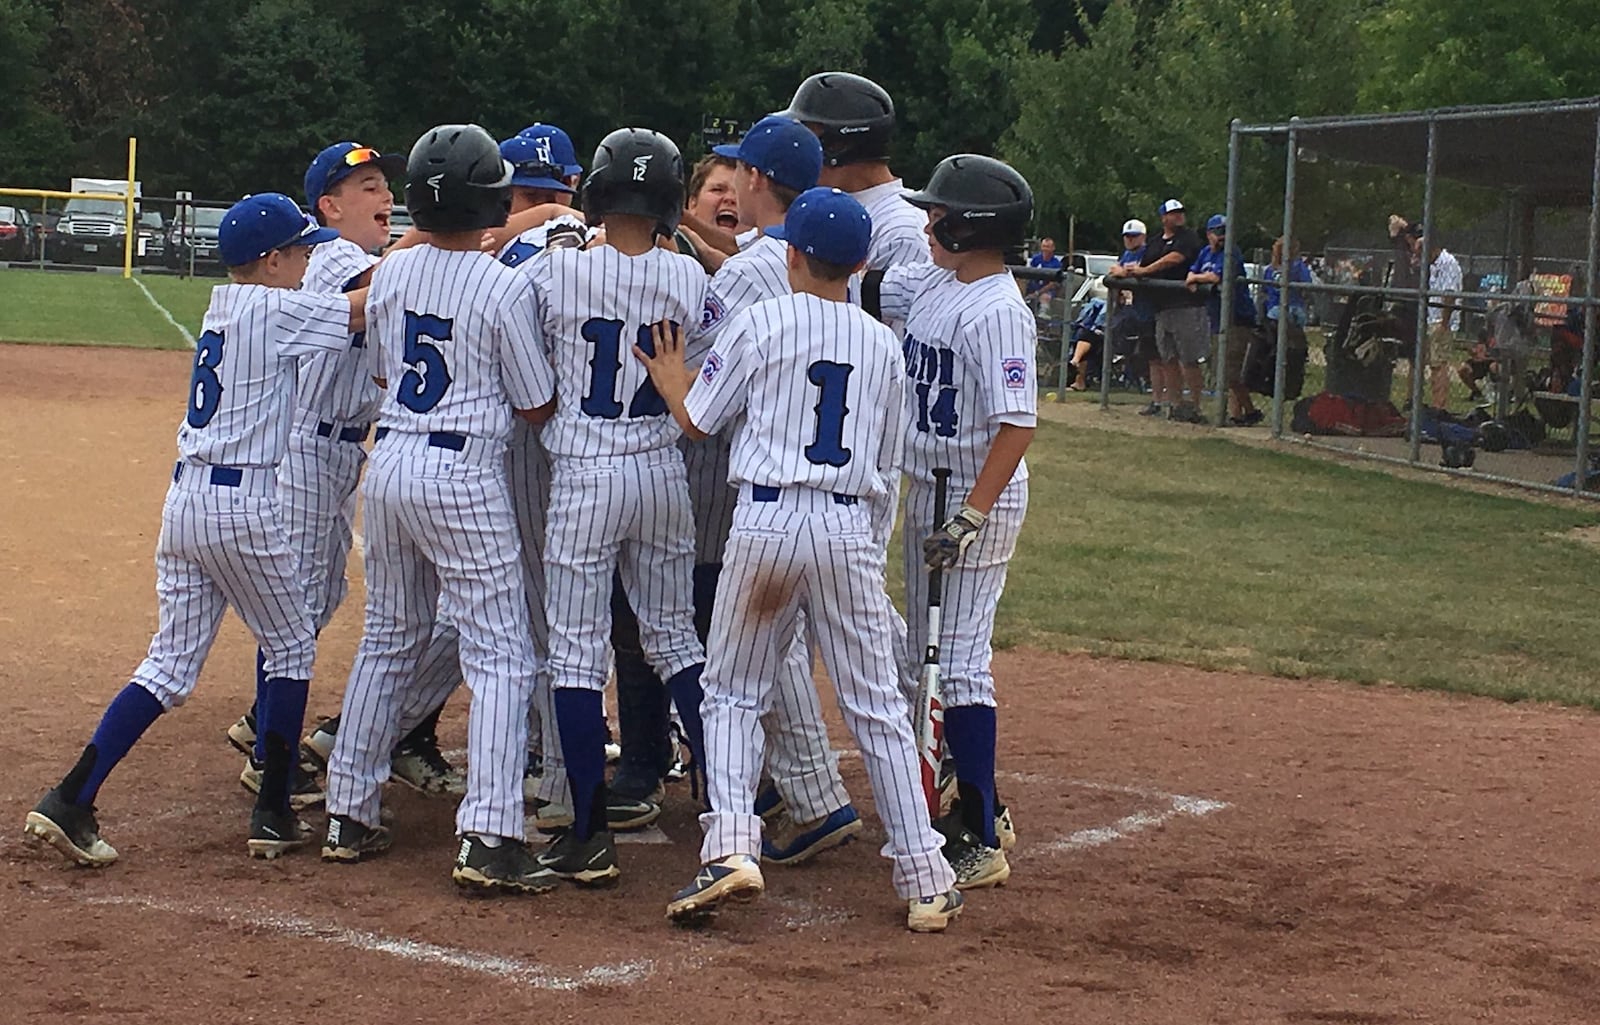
915;467;951;818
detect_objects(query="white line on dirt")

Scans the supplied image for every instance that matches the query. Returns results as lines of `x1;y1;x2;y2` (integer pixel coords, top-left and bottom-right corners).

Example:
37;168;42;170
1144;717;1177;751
996;772;1231;854
73;892;652;990
131;277;195;347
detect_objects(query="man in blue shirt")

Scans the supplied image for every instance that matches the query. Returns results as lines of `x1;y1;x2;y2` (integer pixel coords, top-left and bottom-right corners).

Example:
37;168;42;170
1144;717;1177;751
1187;214;1262;425
1026;236;1063;305
1108;220;1156;401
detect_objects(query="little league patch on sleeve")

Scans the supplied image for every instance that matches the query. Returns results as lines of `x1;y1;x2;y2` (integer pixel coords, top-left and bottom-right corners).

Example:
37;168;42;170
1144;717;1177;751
702;351;723;383
701;291;727;332
1002;357;1028;389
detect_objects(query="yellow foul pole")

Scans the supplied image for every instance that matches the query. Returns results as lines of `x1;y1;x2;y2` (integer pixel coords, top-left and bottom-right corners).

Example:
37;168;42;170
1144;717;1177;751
122;137;138;279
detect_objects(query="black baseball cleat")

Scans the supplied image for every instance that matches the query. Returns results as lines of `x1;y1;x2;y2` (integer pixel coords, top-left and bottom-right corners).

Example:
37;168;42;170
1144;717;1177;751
390;733;463;795
247;806;312;860
607;764;664;831
452;835;558;894
537;829;621;886
666;855;764;924
321;814;392;863
23;788;118;867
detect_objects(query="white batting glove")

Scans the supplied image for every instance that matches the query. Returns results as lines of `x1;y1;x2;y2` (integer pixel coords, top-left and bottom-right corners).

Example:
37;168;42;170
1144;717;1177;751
922;505;987;569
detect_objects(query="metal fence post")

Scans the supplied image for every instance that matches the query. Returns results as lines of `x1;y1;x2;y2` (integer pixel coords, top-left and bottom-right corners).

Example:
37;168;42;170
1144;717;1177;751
1218;120;1242;426
1572;111;1600;492
1407;116;1438;464
1272;122;1298;437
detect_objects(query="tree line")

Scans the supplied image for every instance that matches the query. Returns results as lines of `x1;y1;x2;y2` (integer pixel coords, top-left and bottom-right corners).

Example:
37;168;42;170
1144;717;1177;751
2;0;1594;247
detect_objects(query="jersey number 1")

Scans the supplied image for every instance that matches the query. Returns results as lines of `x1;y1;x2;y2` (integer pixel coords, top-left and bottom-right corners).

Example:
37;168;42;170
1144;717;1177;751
399;311;454;414
580;318;668;419
186;329;225;429
805;360;854;467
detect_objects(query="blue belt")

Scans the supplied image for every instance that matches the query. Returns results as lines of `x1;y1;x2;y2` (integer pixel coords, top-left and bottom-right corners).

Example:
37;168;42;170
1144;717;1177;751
373;428;467;451
750;484;857;506
316;421;370;444
173;462;244;487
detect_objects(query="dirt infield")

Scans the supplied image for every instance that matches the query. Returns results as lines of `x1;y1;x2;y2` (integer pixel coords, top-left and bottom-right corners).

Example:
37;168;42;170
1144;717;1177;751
3;343;1599;1024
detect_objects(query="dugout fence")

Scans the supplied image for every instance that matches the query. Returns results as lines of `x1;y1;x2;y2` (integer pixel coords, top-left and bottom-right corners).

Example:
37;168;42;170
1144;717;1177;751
1221;98;1600;497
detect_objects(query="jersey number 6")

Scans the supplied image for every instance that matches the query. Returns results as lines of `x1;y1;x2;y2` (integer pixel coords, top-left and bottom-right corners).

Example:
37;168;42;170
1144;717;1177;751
580;317;668;419
398;311;454;414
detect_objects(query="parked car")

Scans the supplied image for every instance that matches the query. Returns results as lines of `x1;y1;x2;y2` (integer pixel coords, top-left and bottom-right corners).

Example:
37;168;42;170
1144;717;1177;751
136;211;166;264
0;205;35;261
387;204;414;246
49;197;130;265
166;206;228;274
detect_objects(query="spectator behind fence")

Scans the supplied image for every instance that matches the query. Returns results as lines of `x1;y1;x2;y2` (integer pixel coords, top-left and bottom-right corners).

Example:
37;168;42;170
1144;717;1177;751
1187;215;1261;426
1420;227;1463;409
1110;199;1205;422
1026;236;1062;305
1066;295;1106;391
1110;219;1156;396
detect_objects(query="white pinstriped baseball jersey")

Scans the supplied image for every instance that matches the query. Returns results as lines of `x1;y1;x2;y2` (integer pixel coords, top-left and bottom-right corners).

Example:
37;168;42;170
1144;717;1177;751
365;246;555;442
694;234;861;354
179;284;352;467
687;294;904;499
530;245;715;457
852;179;930;272
295;237;383;424
497;214;591;269
878;264;1037;488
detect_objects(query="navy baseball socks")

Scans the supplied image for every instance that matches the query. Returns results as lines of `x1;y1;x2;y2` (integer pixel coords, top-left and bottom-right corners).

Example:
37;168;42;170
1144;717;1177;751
665;664;708;796
939;704;1012;889
544;687;622;886
25;683;164;866
246;676;313;859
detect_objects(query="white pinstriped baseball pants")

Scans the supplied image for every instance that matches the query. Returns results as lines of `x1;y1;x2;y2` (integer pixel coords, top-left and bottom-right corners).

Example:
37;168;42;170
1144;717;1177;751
131;464;317;709
277;414;366;633
534;447;704;805
901;478;1027;709
325;433;537;840
392;420;552;742
700;488;954;900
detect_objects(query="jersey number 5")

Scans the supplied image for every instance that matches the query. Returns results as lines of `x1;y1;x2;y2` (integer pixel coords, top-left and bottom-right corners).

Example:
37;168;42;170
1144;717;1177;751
580;318;668;419
399;311;454;414
805;360;854;467
186;329;225;428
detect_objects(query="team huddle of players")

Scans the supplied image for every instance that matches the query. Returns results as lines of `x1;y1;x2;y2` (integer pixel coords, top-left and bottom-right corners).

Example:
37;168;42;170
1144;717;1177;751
22;72;1039;935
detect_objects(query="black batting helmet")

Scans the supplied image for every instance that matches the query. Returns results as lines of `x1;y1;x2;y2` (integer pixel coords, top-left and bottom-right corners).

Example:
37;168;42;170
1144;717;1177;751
774;72;894;167
404;124;513;233
903;154;1033;253
581;129;685;237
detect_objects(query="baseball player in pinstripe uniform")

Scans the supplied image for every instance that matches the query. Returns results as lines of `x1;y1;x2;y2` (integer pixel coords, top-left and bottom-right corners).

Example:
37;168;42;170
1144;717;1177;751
871;154;1036;890
525;128;713;886
25;193;361;865
352;124;594;818
639;187;963;933
226;142;403;807
320;124;560;894
695;116;866;863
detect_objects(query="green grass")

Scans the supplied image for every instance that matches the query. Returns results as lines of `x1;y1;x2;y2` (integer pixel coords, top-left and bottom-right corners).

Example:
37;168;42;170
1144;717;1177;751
0;270;213;349
945;421;1600;707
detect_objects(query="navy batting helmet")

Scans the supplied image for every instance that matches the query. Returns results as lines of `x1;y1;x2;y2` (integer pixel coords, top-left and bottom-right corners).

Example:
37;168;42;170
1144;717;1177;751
774;72;894;168
404;124;512;233
903;154;1033;253
581;128;685;237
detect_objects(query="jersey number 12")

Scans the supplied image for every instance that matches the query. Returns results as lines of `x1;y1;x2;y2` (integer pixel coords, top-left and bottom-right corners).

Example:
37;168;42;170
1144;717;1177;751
580;318;668;419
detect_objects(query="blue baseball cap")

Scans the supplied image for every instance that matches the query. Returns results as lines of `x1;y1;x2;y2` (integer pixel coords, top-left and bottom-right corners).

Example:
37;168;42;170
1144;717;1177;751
219;193;339;267
1206;214;1226;233
765;186;871;267
516;123;583;177
499;135;576;193
304;142;405;211
1158;198;1185;216
712;115;823;193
